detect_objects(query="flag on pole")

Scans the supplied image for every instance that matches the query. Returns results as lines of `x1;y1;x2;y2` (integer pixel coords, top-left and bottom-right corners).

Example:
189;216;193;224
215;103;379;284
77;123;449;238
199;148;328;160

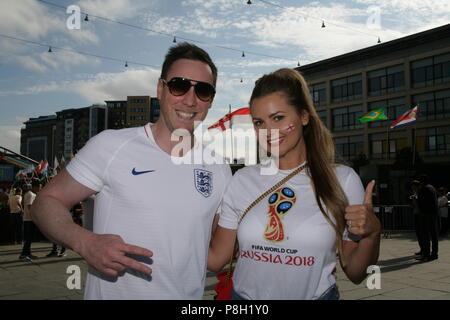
358;108;388;123
15;170;26;181
208;107;251;131
390;105;419;130
36;160;44;174
23;164;35;175
41;160;49;176
53;156;59;176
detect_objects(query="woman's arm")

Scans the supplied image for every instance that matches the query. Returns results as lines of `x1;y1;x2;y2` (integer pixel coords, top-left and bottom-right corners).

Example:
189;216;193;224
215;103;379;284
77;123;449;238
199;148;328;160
342;232;380;284
341;181;381;284
208;226;237;273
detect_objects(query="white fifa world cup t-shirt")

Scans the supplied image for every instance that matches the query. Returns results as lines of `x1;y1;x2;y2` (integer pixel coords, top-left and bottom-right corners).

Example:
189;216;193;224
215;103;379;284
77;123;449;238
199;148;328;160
66;123;232;299
218;163;364;300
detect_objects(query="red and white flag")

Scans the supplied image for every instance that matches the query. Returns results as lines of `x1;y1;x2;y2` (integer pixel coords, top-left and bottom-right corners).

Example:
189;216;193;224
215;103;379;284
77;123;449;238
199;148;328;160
208;107;252;131
390;105;419;130
36;160;44;174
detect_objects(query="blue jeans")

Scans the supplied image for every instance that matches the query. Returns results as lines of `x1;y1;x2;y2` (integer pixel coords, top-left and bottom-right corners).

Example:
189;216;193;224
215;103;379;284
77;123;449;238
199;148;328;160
231;284;340;300
317;284;340;300
231;288;245;300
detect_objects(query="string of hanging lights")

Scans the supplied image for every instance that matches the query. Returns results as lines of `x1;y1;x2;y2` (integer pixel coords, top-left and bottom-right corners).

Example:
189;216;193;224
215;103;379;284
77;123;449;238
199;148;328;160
36;0;300;63
248;0;382;43
0;33;158;69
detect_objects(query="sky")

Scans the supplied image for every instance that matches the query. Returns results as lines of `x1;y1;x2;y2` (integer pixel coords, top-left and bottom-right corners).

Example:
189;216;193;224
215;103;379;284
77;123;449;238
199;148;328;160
0;0;449;156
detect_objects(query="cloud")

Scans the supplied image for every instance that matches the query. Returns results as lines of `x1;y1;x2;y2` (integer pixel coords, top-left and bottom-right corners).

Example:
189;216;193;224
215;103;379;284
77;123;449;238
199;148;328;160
0;0;61;40
15;55;47;72
72;68;161;102
77;0;148;20
0;67;161;103
0;125;22;153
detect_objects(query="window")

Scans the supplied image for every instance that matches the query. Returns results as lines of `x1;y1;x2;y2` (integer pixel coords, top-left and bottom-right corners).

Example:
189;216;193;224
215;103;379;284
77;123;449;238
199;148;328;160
334;135;364;159
331;74;362;103
310;82;327;106
416;126;450;156
368;65;404;96
332;104;364;132
412;89;450;121
316;110;328;128
369;133;406;159
411;53;450;88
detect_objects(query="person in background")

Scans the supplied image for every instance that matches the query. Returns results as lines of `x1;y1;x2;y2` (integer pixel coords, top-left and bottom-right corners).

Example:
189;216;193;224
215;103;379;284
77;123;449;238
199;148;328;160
19;180;41;261
8;187;23;245
416;174;439;262
437;187;448;236
409;180;423;256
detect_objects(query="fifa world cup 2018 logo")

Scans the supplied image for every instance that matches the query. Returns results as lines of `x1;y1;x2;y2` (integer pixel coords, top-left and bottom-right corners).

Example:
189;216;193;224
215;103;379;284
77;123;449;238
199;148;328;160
264;187;296;242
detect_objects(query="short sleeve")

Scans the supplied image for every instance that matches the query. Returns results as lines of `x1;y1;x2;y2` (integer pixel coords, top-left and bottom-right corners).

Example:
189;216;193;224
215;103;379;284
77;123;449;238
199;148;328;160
66;131;115;192
218;175;241;230
214;165;233;216
24;193;35;206
340;166;365;242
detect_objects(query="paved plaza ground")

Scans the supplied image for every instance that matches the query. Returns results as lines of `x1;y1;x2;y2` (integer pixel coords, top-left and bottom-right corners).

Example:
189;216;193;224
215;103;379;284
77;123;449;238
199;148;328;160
0;232;449;300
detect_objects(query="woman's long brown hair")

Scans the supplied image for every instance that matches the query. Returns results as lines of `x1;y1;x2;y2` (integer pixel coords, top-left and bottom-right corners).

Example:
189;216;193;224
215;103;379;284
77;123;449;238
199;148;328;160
250;68;349;266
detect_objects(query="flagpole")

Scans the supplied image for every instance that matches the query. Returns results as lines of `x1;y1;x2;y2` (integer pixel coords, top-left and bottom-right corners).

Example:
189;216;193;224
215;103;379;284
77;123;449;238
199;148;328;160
229;104;233;164
386;125;390;160
412;103;419;167
412;123;417;167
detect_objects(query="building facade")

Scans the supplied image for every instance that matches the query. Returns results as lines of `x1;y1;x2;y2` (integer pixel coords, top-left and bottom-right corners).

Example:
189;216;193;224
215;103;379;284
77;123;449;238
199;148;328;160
106;100;127;129
20;115;57;162
21;96;160;164
106;96;160;129
297;24;450;204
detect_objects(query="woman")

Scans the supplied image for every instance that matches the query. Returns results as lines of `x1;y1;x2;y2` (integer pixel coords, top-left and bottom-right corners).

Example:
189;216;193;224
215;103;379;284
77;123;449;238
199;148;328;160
208;68;381;300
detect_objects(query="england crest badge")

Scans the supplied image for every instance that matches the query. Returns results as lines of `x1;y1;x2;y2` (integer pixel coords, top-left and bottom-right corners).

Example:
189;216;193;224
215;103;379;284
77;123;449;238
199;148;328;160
194;169;213;198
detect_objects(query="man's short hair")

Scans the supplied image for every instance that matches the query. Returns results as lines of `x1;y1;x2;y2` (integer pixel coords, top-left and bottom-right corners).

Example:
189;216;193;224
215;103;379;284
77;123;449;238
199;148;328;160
160;42;218;87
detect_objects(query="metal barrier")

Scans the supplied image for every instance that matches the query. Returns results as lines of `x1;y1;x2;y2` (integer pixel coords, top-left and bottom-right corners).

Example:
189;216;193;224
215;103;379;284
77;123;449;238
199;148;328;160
373;205;415;238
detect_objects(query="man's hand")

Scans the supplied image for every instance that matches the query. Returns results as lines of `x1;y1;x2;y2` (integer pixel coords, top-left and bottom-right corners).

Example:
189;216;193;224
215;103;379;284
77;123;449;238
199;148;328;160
344;180;381;238
79;233;153;277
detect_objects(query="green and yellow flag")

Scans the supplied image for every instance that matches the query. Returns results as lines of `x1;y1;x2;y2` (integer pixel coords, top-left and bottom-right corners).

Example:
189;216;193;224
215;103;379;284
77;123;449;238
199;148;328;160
358;108;388;123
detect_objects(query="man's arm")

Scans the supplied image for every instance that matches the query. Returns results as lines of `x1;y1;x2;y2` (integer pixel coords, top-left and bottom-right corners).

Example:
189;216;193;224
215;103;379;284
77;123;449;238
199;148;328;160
32;169;153;277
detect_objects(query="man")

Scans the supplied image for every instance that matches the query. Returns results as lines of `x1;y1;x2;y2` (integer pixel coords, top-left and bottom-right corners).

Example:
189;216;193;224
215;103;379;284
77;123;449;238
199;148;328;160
8;187;23;244
415;174;439;261
19;180;41;261
32;43;232;299
409;180;423;256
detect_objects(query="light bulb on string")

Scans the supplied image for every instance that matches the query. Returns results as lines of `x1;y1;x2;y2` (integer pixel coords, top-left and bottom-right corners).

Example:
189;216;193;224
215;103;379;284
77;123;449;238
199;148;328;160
377;37;381;44
247;0;252;4
173;36;177;43
84;14;89;22
125;61;128;67
242;51;245;57
48;46;52;53
321;20;326;28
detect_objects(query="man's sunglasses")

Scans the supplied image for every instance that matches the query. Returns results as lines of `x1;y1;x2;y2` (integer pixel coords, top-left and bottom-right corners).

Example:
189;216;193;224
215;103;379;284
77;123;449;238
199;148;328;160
161;77;215;102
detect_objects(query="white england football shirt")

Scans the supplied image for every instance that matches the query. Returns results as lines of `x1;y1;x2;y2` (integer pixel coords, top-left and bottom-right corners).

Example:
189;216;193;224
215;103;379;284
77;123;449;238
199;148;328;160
66;123;232;299
218;163;364;300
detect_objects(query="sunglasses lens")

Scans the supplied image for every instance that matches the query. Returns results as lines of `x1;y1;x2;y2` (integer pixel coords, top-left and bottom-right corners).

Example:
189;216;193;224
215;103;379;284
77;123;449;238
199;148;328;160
168;78;191;96
165;77;215;101
195;82;215;101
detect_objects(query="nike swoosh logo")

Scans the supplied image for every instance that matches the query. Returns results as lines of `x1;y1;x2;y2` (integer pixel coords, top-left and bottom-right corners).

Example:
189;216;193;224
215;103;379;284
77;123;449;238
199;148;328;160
132;168;155;175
